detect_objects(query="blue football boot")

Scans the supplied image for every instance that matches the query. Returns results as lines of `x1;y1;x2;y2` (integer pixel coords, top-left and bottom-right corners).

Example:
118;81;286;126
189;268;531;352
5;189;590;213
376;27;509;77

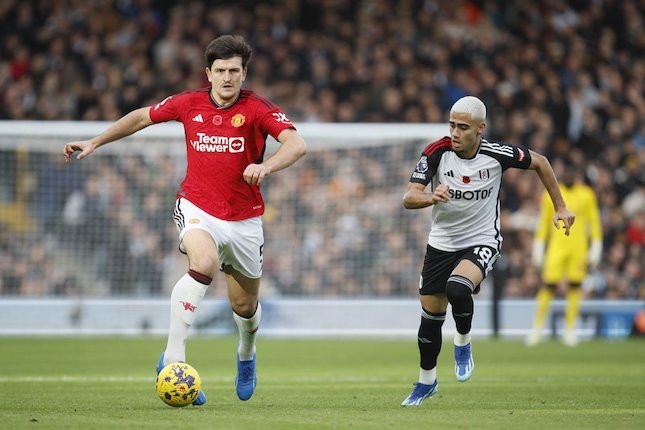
235;354;257;401
454;343;474;382
400;380;439;406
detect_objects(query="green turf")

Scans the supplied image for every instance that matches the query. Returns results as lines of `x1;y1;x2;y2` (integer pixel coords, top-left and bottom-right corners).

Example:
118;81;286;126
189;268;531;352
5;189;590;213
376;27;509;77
0;336;643;429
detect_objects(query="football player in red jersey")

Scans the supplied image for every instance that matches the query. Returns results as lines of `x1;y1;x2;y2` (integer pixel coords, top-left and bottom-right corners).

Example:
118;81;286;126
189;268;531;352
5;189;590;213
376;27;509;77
63;35;306;404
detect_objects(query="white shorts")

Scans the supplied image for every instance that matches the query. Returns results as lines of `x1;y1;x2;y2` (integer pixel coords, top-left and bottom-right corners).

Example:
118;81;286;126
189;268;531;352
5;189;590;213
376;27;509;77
173;198;264;279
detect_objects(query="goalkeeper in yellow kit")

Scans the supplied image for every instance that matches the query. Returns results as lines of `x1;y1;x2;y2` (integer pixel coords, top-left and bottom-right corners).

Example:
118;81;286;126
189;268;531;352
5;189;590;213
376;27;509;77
527;162;602;346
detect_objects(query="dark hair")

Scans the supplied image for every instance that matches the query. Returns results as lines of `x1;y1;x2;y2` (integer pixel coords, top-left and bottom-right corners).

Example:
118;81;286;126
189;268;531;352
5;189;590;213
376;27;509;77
204;35;252;68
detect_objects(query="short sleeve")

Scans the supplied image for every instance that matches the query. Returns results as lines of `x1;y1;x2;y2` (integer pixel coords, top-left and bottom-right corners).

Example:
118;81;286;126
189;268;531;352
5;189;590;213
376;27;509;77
149;95;181;123
258;108;296;140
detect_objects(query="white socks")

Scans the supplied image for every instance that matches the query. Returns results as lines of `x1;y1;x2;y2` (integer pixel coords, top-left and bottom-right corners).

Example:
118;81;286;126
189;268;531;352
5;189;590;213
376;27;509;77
233;302;262;361
454;332;471;347
419;367;437;385
163;272;262;366
163;273;208;365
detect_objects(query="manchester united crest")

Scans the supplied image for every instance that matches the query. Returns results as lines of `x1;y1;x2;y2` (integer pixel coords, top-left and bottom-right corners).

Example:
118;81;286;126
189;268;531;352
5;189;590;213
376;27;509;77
231;114;246;127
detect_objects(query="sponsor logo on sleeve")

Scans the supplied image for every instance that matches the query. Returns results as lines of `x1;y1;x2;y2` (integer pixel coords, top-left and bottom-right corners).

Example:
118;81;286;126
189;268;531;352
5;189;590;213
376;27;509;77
154;96;173;110
416;156;428;173
272;112;291;123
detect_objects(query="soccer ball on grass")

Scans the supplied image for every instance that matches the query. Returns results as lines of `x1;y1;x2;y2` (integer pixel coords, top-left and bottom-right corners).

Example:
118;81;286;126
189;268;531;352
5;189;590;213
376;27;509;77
156;362;202;407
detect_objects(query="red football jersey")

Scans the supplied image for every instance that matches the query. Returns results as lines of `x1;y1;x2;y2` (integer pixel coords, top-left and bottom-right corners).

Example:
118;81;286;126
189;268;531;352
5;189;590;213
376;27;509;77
149;88;296;221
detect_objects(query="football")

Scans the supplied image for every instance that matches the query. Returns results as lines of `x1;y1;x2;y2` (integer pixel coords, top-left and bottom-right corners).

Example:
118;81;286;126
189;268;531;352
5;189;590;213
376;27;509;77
156;362;202;407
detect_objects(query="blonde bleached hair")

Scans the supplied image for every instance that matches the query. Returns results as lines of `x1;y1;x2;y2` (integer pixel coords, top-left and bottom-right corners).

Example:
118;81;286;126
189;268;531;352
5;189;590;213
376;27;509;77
450;96;486;122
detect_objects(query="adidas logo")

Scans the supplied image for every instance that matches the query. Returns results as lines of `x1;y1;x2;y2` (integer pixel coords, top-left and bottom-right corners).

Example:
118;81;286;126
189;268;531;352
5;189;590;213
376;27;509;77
444;170;455;177
192;114;204;123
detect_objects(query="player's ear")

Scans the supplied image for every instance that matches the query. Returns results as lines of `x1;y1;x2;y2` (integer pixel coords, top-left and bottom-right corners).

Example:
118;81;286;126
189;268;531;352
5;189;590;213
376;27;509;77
205;67;212;82
478;121;486;135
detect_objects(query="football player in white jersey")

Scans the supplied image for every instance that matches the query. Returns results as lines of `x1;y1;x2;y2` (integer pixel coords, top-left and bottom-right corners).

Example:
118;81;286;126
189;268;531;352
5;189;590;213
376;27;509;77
400;96;575;406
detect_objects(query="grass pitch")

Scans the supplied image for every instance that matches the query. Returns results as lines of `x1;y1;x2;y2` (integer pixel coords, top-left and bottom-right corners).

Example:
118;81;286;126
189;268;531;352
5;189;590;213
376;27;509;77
0;336;643;429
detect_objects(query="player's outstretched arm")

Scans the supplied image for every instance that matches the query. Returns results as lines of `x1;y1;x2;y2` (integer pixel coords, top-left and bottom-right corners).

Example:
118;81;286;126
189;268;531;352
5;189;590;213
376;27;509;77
243;128;307;186
403;183;450;209
63;107;154;163
528;150;575;236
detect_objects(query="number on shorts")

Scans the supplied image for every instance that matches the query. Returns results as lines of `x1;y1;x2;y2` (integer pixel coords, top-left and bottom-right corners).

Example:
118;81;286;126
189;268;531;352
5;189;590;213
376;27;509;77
473;246;494;268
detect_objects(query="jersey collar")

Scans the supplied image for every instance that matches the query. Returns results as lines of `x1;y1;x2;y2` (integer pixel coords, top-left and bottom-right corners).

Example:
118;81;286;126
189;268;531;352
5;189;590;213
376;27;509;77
456;138;482;160
209;90;240;110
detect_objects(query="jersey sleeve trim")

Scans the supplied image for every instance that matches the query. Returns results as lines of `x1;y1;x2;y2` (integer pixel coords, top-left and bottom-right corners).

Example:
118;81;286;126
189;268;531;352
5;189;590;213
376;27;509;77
422;136;452;157
410;137;451;185
480;139;532;170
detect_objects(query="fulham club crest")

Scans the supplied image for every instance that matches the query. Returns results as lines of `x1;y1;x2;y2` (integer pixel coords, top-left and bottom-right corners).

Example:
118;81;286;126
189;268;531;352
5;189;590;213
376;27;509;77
479;169;490;181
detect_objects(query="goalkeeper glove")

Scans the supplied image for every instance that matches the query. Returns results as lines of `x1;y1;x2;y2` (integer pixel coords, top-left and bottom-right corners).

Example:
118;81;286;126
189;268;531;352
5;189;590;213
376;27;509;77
531;240;545;268
588;240;602;268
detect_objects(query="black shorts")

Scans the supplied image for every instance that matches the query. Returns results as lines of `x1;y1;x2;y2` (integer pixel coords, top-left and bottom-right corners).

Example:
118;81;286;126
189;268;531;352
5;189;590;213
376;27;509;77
419;244;500;295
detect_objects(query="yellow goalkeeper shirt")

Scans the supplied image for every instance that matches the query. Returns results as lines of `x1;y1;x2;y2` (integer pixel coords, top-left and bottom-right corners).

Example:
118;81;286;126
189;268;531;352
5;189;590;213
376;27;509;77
535;183;602;251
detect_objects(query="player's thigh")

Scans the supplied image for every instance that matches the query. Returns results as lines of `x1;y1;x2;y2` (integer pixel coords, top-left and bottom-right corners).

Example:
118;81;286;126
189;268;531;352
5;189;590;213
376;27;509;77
420;245;464;295
543;249;566;284
182;229;220;277
174;198;222;275
420;293;448;314
420;246;466;312
565;252;587;284
451;245;500;293
224;217;264;280
452;259;484;286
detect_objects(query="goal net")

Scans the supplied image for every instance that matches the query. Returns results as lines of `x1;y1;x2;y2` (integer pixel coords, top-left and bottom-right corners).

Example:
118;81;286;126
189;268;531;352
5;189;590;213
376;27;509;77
0;121;446;299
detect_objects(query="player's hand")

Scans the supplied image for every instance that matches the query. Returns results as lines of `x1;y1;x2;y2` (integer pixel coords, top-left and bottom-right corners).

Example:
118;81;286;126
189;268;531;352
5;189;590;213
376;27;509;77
63;140;95;163
553;208;575;236
243;163;271;186
431;184;450;204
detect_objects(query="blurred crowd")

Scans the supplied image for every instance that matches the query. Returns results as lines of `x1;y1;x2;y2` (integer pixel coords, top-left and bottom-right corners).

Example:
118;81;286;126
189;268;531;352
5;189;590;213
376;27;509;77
0;0;643;300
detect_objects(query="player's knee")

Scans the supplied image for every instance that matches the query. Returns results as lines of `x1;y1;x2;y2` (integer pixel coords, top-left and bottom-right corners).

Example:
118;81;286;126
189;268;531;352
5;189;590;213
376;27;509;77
231;298;258;319
188;254;219;278
446;276;474;305
544;283;557;293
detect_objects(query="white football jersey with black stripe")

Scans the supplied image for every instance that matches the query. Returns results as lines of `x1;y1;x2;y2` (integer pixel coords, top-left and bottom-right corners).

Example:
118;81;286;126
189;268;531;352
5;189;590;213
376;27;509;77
410;137;532;252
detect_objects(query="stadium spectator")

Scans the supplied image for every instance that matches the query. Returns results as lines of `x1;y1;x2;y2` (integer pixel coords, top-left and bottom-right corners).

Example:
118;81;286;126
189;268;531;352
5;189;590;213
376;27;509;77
0;0;642;300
